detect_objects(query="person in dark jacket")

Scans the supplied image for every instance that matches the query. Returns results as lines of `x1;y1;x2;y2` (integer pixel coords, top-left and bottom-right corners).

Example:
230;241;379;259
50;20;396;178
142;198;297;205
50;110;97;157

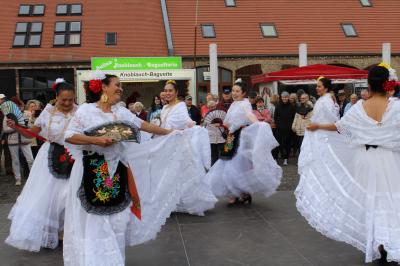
185;95;202;125
274;91;296;166
216;87;233;111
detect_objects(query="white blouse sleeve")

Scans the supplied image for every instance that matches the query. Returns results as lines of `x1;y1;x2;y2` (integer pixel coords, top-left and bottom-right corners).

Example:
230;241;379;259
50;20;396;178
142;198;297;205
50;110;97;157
33;104;52;128
164;103;192;130
118;106;143;129
64;104;87;140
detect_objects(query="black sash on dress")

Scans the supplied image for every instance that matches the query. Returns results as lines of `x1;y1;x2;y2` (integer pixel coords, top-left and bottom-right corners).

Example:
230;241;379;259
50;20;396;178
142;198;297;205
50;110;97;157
220;128;243;160
48;142;74;179
78;151;131;215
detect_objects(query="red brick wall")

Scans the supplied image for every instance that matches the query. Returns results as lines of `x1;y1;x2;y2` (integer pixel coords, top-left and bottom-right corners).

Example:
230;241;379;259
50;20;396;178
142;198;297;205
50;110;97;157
0;0;168;63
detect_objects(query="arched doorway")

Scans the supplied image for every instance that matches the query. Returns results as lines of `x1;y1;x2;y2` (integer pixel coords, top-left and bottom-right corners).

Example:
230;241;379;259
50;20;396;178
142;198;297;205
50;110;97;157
235;64;263;91
196;66;233;104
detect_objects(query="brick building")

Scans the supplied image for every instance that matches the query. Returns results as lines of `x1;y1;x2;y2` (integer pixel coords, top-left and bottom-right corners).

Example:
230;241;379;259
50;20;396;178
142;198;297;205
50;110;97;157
0;0;399;103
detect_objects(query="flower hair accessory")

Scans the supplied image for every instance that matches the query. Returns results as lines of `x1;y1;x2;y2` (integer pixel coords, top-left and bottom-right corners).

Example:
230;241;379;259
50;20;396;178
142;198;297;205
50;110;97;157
379;62;399;91
88;70;106;94
317;76;325;81
235;78;243;83
166;80;176;85
52;78;66;91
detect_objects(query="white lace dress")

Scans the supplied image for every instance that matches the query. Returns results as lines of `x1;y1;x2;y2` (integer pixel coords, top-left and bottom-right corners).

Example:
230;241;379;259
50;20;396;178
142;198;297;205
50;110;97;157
63;103;203;266
160;102;217;216
6;104;77;251
295;98;400;263
205;99;282;198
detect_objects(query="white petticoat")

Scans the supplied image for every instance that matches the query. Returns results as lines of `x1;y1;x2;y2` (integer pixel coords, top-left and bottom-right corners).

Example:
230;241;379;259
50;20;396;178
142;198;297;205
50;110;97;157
205;122;282;198
6;142;68;251
174;126;217;216
296;134;400;263
63;132;206;266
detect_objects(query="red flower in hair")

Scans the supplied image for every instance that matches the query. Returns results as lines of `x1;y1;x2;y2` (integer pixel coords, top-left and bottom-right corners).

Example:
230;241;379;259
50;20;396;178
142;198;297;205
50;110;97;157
52;83;58;91
383;80;400;92
89;80;103;94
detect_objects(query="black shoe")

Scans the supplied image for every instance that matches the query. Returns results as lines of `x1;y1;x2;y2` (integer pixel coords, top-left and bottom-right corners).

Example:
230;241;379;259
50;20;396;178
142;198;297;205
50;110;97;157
378;245;388;264
241;193;252;205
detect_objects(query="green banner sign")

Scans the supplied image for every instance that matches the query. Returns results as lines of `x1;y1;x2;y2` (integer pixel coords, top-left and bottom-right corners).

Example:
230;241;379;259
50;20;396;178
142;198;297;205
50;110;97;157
91;57;182;70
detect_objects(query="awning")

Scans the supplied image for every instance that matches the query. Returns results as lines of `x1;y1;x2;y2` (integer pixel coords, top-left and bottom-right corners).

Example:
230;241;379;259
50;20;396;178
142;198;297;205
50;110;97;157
251;64;368;85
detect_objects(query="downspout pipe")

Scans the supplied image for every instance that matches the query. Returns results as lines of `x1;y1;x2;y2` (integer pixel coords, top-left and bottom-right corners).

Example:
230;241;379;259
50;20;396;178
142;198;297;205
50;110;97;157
160;0;174;56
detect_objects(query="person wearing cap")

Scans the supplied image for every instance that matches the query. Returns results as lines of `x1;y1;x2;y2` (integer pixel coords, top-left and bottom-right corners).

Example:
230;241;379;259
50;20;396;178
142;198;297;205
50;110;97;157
274;91;296;166
185;95;201;125
248;91;258;110
337;89;349;117
344;93;359;115
216;87;233;111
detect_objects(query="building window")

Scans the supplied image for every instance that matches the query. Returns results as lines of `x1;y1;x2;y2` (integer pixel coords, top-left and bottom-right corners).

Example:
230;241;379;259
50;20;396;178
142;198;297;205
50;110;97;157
201;24;216;38
13;22;43;48
18;4;45;16
341;23;358;37
54;21;81;46
360;0;372;7
56;4;82;15
260;23;278;37
105;32;117;45
225;0;236;7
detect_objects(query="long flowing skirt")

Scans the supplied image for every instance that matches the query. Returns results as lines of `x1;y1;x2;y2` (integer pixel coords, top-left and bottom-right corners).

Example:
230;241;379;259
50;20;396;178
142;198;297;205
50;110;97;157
205;122;282;198
6;142;68;251
63;132;207;266
296;132;400;263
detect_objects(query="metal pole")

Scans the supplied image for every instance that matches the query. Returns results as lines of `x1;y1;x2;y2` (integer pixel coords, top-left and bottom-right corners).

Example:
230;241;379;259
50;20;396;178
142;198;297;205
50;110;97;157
193;0;199;68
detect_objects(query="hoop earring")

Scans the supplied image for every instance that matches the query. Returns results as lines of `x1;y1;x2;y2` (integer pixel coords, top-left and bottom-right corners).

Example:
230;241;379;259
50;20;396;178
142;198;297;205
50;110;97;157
100;94;109;103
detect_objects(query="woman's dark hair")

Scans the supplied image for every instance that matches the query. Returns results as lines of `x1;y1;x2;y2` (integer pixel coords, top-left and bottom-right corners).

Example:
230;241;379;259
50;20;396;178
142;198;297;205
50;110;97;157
151;95;162;112
318;77;333;92
165;80;188;100
54;82;74;96
368;65;389;94
84;74;118;103
255;96;264;103
233;80;248;94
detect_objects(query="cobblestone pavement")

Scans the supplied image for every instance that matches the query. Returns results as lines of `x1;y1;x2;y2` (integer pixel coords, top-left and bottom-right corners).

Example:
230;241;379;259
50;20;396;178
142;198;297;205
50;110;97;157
0;160;394;266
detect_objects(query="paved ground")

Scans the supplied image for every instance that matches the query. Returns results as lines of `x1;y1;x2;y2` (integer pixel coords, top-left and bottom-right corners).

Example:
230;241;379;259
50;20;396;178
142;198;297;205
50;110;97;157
0;160;395;266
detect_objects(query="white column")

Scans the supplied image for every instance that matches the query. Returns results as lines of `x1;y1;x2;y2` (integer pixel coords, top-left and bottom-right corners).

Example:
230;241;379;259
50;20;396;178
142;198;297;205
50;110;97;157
382;43;391;65
209;44;219;95
299;43;308;67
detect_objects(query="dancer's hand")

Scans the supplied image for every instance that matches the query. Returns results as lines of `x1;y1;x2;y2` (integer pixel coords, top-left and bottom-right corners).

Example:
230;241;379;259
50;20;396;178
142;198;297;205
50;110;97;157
307;123;319;131
6;118;16;129
91;136;115;147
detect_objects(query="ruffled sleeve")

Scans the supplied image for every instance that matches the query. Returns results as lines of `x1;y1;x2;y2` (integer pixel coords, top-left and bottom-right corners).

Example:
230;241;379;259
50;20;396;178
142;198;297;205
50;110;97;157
162;102;193;130
64;104;88;140
34;104;52;128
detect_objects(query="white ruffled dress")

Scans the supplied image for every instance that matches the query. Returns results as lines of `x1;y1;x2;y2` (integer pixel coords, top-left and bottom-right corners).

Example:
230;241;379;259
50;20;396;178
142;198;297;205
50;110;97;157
63;103;205;266
205;99;282;198
6;104;76;251
160;102;217;216
296;98;400;263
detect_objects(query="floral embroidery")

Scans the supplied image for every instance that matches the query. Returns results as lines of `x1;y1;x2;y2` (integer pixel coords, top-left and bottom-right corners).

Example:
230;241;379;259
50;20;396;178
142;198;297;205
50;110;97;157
224;133;235;153
90;158;121;203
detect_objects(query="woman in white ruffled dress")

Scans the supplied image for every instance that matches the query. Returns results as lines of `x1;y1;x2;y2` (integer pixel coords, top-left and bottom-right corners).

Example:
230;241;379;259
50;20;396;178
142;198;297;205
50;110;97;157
296;64;400;264
5;79;77;251
205;80;282;205
159;80;217;216
63;73;204;266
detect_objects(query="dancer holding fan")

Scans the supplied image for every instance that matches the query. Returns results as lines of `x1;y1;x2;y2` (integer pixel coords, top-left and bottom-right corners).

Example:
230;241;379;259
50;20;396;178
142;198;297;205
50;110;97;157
63;72;207;266
206;79;282;205
5;79;77;251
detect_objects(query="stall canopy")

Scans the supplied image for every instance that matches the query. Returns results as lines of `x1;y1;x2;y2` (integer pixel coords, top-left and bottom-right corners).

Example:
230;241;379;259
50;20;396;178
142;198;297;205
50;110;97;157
251;64;368;85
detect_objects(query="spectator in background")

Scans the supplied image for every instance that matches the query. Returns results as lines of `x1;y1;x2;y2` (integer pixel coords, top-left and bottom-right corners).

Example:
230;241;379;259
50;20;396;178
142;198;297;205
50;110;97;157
200;93;213;118
0;110;5;175
289;93;298;108
248;91;258;110
125;91;140;107
292;93;313;153
360;89;369;101
344;94;359;114
274;91;296;166
268;94;280;160
24;100;41;157
130;102;147;121
253;97;272;123
330;91;341;119
203;100;225;165
337;89;349;117
159;91;167;105
216;87;233;111
147;95;163;123
185;95;202;125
